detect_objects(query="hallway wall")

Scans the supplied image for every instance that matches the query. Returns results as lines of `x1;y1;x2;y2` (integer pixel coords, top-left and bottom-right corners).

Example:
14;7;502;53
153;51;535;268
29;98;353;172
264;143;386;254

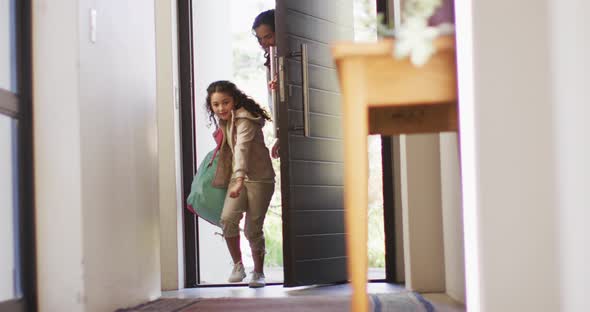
156;0;184;291
456;0;559;311
34;1;161;311
550;1;590;311
439;133;465;303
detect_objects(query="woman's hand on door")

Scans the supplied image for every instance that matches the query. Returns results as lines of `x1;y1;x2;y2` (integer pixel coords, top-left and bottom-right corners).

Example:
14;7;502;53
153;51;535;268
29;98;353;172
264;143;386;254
271;140;280;159
268;74;278;90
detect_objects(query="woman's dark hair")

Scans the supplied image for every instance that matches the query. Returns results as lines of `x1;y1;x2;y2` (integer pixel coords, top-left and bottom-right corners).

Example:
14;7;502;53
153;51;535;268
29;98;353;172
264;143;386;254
252;9;275;67
205;80;272;128
252;9;275;32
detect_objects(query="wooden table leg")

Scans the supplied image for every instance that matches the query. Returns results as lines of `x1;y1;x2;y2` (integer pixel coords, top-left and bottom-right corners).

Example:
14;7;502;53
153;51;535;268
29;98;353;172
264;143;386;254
340;59;369;312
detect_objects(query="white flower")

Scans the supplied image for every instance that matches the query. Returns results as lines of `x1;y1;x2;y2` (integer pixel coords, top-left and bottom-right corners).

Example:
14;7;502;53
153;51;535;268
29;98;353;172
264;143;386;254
376;0;450;67
404;0;442;19
394;17;440;67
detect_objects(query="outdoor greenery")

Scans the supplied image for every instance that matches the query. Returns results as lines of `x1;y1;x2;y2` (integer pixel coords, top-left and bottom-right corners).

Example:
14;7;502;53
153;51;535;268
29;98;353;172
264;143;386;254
354;0;386;269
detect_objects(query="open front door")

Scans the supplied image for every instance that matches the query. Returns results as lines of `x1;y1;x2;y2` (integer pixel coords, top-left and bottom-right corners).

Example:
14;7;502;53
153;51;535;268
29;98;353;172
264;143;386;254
275;0;354;286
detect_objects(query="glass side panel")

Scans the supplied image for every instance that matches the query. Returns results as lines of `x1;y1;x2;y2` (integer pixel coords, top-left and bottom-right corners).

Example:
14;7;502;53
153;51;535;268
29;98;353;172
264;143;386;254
0;114;20;301
0;0;17;92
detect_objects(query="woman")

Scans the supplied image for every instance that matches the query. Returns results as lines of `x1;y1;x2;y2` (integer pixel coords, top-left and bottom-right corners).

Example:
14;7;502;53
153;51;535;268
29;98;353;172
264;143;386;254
252;9;280;158
252;9;276;69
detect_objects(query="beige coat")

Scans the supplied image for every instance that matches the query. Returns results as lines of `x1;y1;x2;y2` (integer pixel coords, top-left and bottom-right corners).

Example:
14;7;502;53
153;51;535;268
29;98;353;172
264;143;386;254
212;107;275;187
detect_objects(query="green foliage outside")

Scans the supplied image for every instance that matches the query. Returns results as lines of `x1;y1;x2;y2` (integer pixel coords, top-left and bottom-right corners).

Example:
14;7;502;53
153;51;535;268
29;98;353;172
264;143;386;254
263;199;283;266
262;140;284;267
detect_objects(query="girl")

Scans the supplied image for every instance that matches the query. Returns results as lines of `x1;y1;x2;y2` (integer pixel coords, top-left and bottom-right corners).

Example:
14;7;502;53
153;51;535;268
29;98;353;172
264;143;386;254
206;80;275;288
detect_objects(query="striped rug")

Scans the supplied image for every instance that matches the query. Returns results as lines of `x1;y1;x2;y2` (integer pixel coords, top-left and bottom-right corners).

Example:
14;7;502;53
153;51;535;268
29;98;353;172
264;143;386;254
117;291;433;312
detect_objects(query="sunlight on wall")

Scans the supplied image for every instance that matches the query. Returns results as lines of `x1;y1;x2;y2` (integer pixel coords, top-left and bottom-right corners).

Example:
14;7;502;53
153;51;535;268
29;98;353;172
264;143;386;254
454;0;481;310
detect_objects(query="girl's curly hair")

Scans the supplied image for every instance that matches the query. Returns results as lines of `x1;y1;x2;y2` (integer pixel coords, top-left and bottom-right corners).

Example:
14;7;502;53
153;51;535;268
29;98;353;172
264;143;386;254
205;80;271;128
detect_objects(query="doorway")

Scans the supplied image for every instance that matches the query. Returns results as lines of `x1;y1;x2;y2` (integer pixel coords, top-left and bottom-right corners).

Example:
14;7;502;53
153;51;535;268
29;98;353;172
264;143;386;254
191;0;282;285
180;0;393;287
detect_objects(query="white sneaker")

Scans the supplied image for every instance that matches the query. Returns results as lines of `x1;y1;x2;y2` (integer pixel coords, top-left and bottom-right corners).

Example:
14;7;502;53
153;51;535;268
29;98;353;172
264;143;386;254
248;271;266;288
227;261;246;283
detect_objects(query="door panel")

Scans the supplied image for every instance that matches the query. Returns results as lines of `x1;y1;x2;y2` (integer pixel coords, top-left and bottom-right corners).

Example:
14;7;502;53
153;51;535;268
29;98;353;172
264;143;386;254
290;186;344;210
291;211;345;234
276;0;353;286
291;258;348;285
288;137;343;162
285;0;353;26
287;114;342;139
286;60;340;91
286;39;335;68
290;161;343;186
294;235;346;259
285;12;352;44
287;87;342;116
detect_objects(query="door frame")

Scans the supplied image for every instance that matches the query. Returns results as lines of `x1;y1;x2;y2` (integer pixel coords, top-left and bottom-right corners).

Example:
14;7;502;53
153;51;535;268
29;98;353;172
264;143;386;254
376;0;398;283
177;0;200;287
178;0;398;286
0;0;37;311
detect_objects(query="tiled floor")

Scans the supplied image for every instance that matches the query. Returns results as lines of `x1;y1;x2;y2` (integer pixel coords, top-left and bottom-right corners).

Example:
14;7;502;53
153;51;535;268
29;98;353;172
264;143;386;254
198;267;387;286
163;282;465;311
421;293;466;312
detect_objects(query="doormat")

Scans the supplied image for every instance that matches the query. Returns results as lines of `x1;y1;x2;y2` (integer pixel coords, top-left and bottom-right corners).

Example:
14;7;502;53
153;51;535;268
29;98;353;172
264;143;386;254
116;291;433;312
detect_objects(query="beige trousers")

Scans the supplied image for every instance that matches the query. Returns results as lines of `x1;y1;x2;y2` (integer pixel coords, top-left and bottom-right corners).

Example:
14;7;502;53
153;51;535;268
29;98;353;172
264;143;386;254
220;181;275;252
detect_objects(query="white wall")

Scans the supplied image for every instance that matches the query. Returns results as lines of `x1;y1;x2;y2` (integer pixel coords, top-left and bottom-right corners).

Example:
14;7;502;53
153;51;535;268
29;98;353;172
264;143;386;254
550;1;590;311
78;1;161;310
34;1;161;311
156;0;184;291
395;129;465;302
439;132;465;303
33;1;85;310
400;134;445;292
391;136;405;283
456;0;560;311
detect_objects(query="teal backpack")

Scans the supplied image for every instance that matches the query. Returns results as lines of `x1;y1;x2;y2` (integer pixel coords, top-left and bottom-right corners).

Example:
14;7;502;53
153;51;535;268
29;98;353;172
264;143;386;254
186;130;227;227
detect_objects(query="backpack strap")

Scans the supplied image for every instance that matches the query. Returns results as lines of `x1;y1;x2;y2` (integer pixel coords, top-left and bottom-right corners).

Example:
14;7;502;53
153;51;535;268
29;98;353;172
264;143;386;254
209;128;224;167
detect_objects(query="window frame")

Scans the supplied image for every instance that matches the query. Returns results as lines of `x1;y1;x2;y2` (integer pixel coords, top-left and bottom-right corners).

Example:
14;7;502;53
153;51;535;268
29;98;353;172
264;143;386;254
0;0;37;311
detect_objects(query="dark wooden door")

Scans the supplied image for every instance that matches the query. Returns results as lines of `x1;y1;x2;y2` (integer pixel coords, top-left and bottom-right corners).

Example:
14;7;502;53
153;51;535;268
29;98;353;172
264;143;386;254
275;0;354;286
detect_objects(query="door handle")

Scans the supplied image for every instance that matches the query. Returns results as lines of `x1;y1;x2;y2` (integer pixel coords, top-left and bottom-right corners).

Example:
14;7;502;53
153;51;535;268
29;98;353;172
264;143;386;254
269;46;279;138
289;43;310;137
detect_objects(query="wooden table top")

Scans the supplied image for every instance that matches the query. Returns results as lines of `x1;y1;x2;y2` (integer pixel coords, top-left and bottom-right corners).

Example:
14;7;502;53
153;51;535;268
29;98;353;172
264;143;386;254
332;35;458;108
